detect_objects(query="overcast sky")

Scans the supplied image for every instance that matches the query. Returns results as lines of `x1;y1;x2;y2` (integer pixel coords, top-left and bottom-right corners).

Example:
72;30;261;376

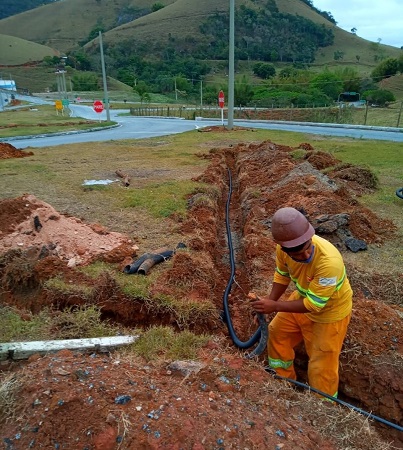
313;0;402;48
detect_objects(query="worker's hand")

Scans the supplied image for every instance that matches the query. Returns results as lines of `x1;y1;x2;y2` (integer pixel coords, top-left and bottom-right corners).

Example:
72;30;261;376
248;292;278;314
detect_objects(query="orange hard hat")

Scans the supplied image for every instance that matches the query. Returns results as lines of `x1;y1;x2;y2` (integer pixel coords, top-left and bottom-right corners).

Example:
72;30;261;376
271;207;315;247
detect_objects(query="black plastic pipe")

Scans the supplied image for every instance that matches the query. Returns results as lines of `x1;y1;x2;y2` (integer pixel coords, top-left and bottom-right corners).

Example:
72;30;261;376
266;369;403;432
222;168;268;357
124;243;186;275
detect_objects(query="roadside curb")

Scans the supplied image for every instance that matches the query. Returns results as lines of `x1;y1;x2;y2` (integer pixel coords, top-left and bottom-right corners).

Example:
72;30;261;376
196;117;403;133
0;123;120;142
1;118;402;143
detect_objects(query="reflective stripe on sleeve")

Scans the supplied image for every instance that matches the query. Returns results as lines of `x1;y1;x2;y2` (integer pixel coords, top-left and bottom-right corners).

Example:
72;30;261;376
268;357;293;370
275;267;290;278
306;292;329;308
292;266;347;309
335;268;346;291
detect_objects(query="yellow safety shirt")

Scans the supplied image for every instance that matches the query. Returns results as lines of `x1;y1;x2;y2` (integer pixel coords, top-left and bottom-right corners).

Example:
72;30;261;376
273;235;353;323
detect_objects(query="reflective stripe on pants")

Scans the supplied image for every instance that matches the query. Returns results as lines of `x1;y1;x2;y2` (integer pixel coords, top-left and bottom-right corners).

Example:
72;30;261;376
268;312;351;397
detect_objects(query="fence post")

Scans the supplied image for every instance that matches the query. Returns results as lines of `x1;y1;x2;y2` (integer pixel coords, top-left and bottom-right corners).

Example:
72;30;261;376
397;101;403;128
364;101;369;125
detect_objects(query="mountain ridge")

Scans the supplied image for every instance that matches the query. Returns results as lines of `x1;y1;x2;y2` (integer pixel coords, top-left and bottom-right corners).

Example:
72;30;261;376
0;0;399;62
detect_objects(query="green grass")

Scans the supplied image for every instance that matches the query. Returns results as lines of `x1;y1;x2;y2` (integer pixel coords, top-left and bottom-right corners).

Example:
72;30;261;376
81;262;218;328
78;261;117;279
128;325;211;361
350;104;403;128
0;104;114;138
123;180;205;218
117;265;217;328
114;269;158;299
0;304;121;342
51;305;120;339
43;277;95;299
0;307;53;343
325;140;403;176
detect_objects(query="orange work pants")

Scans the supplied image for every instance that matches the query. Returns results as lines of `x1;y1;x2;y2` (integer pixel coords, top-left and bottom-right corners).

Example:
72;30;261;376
268;312;351;397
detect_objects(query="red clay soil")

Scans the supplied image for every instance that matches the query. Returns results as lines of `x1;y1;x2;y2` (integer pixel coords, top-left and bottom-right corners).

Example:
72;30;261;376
0;138;402;449
0;142;34;159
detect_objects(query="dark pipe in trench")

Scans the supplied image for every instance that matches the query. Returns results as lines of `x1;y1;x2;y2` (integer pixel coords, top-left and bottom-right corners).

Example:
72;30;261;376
222;168;268;357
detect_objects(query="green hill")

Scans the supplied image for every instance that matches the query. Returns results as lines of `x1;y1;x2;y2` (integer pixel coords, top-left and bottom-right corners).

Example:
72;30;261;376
0;0;174;53
0;0;61;20
0;0;400;65
0;34;59;65
0;0;401;97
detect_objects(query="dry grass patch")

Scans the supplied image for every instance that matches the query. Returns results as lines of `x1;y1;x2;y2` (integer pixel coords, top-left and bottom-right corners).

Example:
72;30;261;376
264;378;395;450
0;374;24;424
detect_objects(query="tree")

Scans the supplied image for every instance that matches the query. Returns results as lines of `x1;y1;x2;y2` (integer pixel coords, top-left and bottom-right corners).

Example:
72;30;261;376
363;89;395;106
371;58;399;81
42;56;62;66
203;85;220;105
310;71;343;100
69;51;92;71
71;73;99;91
253;63;276;79
334;67;361;93
86;25;105;43
398;54;403;73
151;3;164;12
234;75;254;106
134;81;150;104
333;50;344;61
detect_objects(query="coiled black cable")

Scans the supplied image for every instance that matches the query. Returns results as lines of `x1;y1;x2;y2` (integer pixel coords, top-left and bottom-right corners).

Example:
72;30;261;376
222;168;268;357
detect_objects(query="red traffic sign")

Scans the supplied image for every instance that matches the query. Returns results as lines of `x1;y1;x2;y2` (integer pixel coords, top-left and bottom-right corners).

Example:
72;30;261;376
93;100;104;113
218;90;225;108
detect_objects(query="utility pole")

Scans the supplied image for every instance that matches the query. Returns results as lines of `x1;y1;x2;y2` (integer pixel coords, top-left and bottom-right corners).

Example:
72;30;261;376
99;31;110;122
227;0;235;130
200;78;203;112
174;78;178;101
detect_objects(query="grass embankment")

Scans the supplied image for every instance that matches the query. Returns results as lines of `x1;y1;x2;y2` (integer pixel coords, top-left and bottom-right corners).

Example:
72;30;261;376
0;105;115;137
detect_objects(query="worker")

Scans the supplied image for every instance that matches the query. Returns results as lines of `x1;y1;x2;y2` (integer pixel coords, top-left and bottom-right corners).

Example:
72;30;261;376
250;207;353;398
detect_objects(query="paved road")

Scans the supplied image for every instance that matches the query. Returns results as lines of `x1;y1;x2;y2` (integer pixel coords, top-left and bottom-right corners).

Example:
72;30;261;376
2;103;403;149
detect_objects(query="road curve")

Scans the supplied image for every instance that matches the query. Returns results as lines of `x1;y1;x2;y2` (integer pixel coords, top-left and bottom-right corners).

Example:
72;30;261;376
2;104;403;149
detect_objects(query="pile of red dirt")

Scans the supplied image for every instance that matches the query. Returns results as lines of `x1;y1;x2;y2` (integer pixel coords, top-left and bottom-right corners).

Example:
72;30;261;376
0;142;34;159
0;194;137;266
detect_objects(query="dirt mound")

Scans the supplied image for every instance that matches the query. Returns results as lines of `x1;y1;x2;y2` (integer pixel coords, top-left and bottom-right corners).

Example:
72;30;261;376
0;194;137;266
0;142;34;159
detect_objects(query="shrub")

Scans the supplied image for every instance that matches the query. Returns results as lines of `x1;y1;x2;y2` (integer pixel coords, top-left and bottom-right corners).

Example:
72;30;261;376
362;89;395;106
